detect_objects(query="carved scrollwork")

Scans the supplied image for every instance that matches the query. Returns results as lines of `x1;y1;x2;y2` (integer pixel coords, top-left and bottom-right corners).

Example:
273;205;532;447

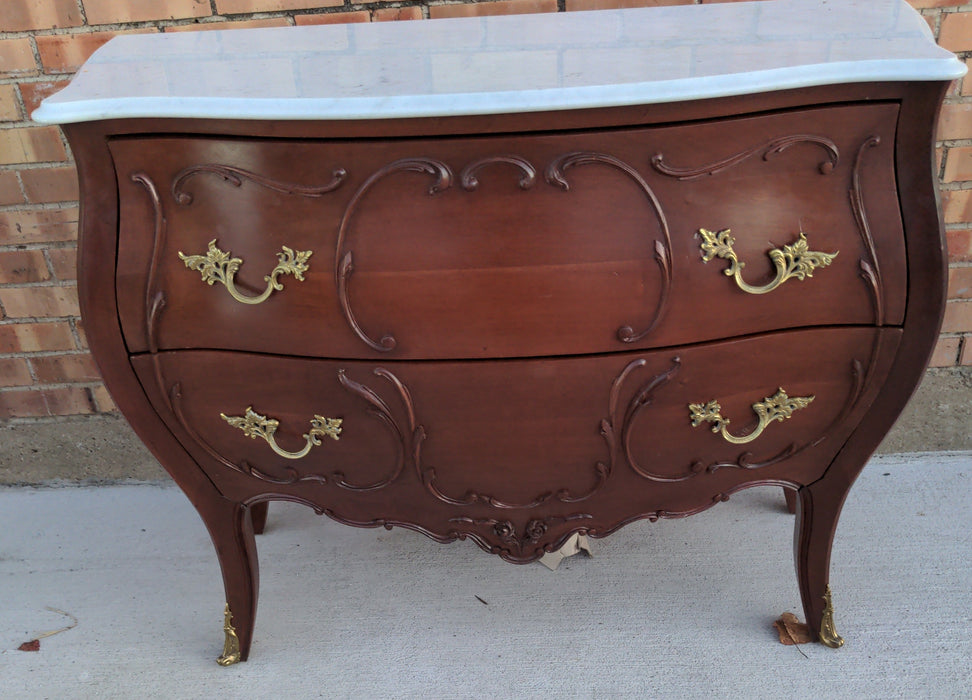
130;173;168;355
335;158;454;353
332;367;420;492
545;152;673;344
448;514;592;556
850;135;884;326
172;163;347;205
651;135;840;180
460;155;537;190
604;357;708;483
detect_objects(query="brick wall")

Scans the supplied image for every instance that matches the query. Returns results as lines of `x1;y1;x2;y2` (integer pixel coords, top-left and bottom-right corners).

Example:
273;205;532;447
1;0;970;423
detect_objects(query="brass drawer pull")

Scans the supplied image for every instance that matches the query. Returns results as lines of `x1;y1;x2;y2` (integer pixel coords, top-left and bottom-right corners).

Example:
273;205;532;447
221;406;342;460
689;388;814;445
698;228;837;295
179;239;312;305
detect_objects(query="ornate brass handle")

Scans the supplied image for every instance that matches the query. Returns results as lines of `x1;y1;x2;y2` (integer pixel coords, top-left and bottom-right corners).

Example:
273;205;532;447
698;229;837;295
221;406;342;460
688;388;814;445
179;239;312;305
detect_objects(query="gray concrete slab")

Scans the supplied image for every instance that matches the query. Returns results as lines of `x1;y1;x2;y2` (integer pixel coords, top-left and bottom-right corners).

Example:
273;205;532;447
1;452;970;698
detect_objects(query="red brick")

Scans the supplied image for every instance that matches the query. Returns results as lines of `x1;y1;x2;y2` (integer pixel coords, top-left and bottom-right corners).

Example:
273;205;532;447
19;81;70;117
0;83;22;122
0;250;50;284
216;0;341;12
30;353;101;383
943;145;972;182
20;166;79;203
939;10;972;52
0;285;80;319
948;75;962;98
942;299;972;332
0;38;38;76
294;11;370;25
0;388;46;418
74;319;87;349
568;0;692;8
0;126;67;165
91;384;116;412
0;386;96;418
0;208;78;244
0;358;32;387
374;7;423;21
432;0;557;17
0;321;76;353
929;335;961;367
942;189;972;224
164;18;292;32
0;0;82;32
47;386;99;415
0;171;25;206
908;1;969;8
947;228;972;262
961;336;972;365
82;0;212;24
938;102;972;141
36;29;159;74
47;247;77;281
948;265;972;299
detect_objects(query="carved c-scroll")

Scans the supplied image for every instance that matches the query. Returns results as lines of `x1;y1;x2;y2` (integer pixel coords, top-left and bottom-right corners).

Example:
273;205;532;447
171;163;347;205
545;152;674;344
651;135;840;180
849;135;885;327
130;173;167;356
335;158;454;353
460;155;537;191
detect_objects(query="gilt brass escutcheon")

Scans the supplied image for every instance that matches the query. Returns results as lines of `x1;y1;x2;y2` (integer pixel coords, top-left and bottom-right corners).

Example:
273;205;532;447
698;228;837;295
689;388;814;445
221;407;342;460
179;239;312;305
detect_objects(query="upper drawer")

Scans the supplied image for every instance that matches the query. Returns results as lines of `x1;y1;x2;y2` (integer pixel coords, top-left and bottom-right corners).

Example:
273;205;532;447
111;103;905;360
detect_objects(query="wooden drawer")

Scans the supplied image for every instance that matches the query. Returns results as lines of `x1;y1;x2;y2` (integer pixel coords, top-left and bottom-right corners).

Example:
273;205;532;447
113;103;904;360
132;326;898;561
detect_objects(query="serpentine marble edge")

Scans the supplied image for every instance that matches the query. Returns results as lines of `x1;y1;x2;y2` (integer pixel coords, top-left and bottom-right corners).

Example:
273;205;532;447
32;0;966;124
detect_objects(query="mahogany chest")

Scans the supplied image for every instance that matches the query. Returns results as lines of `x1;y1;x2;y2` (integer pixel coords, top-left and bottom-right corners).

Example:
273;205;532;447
34;0;964;664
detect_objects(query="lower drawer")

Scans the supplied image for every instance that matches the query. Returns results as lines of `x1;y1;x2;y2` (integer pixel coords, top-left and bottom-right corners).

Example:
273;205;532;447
133;326;898;561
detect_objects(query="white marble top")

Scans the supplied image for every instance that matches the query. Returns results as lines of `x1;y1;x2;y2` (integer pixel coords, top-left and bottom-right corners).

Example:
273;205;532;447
33;0;966;124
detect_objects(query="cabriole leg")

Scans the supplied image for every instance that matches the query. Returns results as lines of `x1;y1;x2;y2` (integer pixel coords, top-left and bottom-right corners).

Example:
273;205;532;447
250;501;269;535
793;479;848;648
198;497;261;665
